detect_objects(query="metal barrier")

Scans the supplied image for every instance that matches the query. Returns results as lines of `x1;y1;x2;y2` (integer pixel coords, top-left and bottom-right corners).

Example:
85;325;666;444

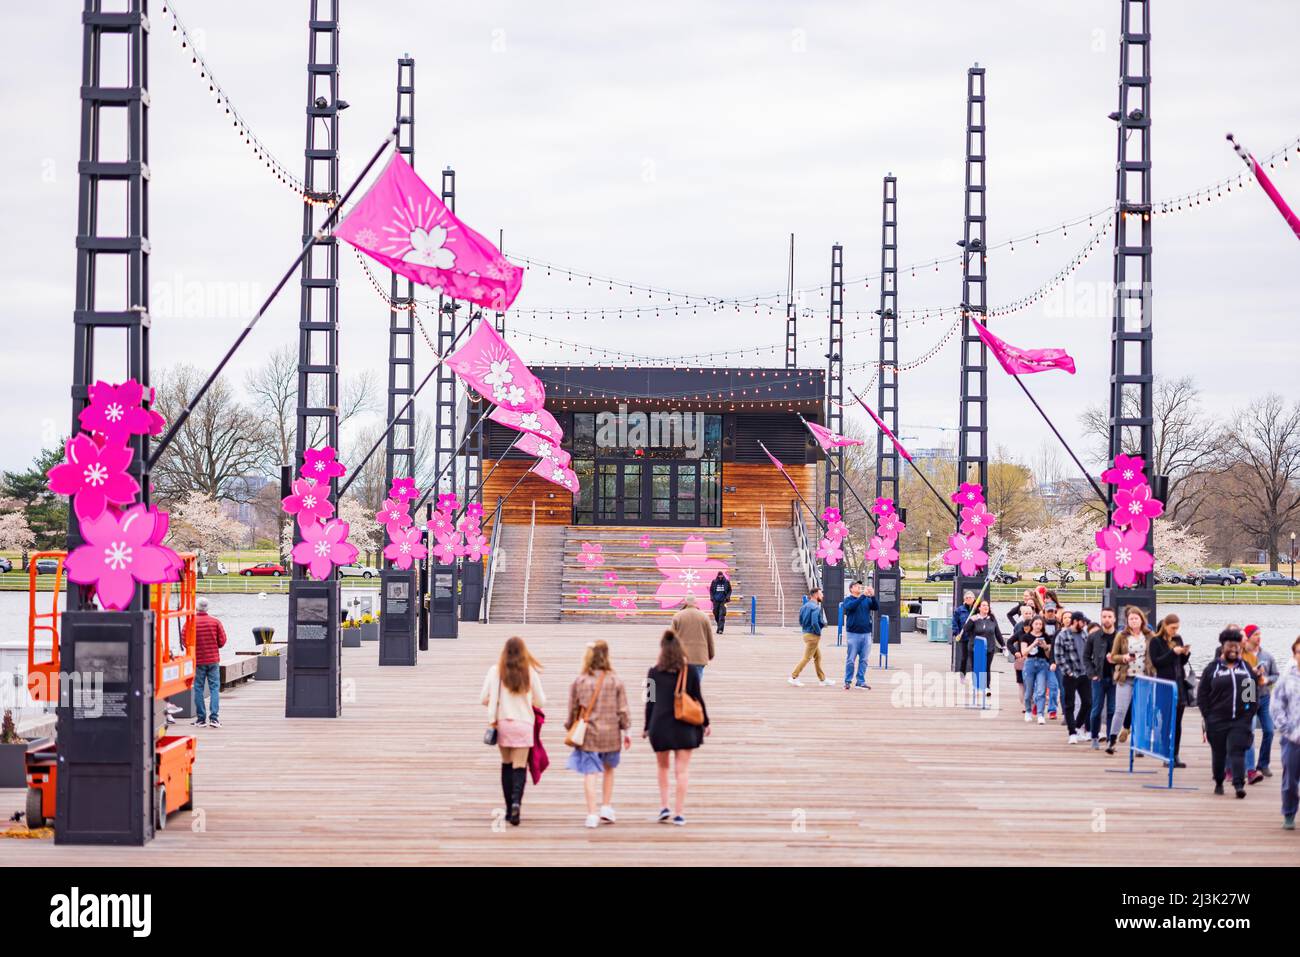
480;495;505;623
1127;675;1192;789
521;499;537;625
758;504;786;628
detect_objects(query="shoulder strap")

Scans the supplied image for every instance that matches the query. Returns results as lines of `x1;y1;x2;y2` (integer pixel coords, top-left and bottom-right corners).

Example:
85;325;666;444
675;666;687;696
582;670;608;720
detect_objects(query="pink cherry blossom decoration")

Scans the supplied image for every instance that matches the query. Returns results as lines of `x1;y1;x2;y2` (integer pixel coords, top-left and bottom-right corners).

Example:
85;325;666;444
951;482;985;506
383;526;428;570
388;477;419;504
375;497;412;533
46;432;140;521
466;502;484;519
825;519;849;540
78;379;156;443
942;532;989;577
577;541;605;567
1088;525;1153;587
959;502;997;539
816;536;844;566
872;497;895;517
604;570;618;584
1100;454;1146;491
821;506;842;525
282;477;335;525
301;446;346;481
291;515;358;581
429;509;455;538
877;512;906;540
609;586;639;618
1112;483;1164;534
575;586;592;605
437;493;460;513
639;534;652;549
866;535;900;570
431;532;464;564
652;535;729;608
65;503;180;610
462;530;490;562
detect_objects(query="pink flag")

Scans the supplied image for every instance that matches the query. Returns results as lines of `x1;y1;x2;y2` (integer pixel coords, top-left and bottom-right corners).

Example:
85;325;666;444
1228;134;1300;242
850;392;913;463
335;153;523;311
971;319;1076;376
516;431;572;469
529;457;579;493
488;405;564;443
804;418;864;451
446;320;546;412
758;440;787;472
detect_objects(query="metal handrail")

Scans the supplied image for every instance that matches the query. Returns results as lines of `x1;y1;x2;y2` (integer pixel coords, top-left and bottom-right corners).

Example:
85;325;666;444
759;505;786;628
481;495;506;623
521;499;537;624
790;499;820;591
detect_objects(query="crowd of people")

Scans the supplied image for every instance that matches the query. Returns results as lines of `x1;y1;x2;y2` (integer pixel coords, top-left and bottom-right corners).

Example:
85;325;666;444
950;586;1300;828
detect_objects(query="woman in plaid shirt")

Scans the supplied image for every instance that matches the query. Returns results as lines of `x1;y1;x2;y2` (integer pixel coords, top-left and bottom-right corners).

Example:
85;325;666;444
565;641;631;829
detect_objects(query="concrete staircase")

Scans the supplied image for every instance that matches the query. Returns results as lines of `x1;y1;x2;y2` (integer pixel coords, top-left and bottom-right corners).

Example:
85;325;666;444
731;525;807;630
484;524;566;623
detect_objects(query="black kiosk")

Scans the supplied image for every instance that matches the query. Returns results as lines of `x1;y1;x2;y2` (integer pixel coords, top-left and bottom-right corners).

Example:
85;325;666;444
379;568;419;665
429;560;460;639
286;581;341;718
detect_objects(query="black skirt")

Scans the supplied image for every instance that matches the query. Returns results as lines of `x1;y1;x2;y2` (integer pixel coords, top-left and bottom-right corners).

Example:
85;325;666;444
644;667;709;752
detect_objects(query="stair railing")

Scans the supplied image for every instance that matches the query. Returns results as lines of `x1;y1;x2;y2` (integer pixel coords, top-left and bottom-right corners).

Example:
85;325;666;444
521;499;537;624
481;495;506;623
759;505;786;628
790;498;821;593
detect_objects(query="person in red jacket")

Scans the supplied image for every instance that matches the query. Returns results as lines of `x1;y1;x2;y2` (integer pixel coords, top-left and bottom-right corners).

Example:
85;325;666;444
193;597;227;729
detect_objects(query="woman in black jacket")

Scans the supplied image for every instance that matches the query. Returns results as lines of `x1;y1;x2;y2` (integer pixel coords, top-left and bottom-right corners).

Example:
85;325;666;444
644;631;709;826
1148;613;1192;767
960;598;1004;694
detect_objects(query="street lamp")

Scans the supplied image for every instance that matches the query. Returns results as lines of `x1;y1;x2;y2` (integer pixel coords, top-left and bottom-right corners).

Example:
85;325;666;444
926;529;932;580
1291;531;1296;582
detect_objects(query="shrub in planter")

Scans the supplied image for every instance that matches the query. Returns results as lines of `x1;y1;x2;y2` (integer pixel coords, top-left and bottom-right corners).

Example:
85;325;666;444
0;709;28;789
341;619;362;648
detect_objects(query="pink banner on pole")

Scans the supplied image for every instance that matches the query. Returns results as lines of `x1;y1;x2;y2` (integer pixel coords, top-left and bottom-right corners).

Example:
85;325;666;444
529;457;579;493
853;395;913;463
804;419;864;451
335;154;523;311
516;430;572;469
759;441;787;472
488;405;565;443
445;320;546;412
1251;156;1300;240
971;319;1076;376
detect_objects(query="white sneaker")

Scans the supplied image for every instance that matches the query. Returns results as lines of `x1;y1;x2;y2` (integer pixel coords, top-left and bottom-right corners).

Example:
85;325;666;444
788;677;803;687
821;678;836;687
1068;733;1079;744
1024;712;1032;723
584;814;600;829
1037;716;1046;725
599;804;616;823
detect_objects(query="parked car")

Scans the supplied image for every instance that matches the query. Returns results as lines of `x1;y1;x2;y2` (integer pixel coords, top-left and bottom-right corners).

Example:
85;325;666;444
338;564;379;579
1184;568;1213;585
0;557;12;573
925;568;1017;585
240;562;286;577
1222;567;1248;584
1035;570;1076;585
1161;570;1194;584
991;571;1020;585
1251;571;1299;587
35;558;60;575
1198;569;1238;586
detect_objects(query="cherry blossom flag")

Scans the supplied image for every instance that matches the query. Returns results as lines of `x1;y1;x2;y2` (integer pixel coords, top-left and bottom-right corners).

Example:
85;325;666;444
446;320;546;412
971;319;1076;376
529;457;579;494
803;418;864;451
1228;133;1300;242
488;406;565;443
334;153;523;310
849;392;914;463
516;431;572;469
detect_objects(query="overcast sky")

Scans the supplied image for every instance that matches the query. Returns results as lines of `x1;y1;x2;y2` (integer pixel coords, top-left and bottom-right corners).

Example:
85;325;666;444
2;0;1297;477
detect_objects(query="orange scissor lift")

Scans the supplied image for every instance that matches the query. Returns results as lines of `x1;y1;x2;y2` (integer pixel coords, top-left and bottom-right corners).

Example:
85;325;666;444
25;551;199;831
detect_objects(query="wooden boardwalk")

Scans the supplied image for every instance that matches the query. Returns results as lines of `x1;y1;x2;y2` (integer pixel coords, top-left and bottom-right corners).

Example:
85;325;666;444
1;623;1295;866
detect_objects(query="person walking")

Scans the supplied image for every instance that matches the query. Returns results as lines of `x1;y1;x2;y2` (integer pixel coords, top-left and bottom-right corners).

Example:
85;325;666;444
790;587;833;687
1041;600;1063;719
1007;601;1035;700
1054;609;1093;743
192;597;227;729
1242;624;1279;786
951;589;975;672
1021;616;1052;725
565;641;631;829
671;594;716;685
1148;613;1192;768
1269;636;1300;829
1197;627;1258;798
840;580;878;690
1104;606;1151;754
708;571;732;634
1086;608;1120;749
644;631;709;826
481;636;546;826
959;597;1003;697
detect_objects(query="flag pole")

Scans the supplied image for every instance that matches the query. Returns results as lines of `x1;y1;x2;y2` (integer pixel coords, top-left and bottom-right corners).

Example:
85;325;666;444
1008;373;1107;504
846;387;958;521
796;415;878;529
446;433;524;526
147;125;399;470
757;440;826;532
337;316;476;500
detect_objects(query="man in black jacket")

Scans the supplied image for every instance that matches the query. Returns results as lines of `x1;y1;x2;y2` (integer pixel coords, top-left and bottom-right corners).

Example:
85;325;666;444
708;571;732;633
1084;608;1119;750
1197;628;1258;797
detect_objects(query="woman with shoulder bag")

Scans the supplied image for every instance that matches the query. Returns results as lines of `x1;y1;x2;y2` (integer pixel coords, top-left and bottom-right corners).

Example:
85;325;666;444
480;636;546;826
644;630;709;826
565;640;631;829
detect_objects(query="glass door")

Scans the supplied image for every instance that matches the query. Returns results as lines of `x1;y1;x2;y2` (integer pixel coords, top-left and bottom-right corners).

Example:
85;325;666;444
595;460;645;524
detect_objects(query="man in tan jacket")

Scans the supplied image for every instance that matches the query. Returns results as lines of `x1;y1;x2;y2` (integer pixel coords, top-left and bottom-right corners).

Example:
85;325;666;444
671;595;716;685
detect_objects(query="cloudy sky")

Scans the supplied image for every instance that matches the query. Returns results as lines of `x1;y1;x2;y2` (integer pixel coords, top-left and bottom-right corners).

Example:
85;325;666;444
2;0;1297;476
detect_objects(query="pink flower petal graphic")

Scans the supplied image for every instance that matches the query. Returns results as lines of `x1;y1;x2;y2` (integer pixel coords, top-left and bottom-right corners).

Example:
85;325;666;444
959;502;997;537
951;482;985;506
78;379;155;443
651;535;728;608
1111;483;1164;534
389;477;419;504
64;503;179;610
383;526;428;570
282;477;335;525
300;446;347;481
47;432;139;521
609;586;639;618
866;535;900;570
872;497;895;517
1100;454;1146;491
375;496;412;533
942;532;988;577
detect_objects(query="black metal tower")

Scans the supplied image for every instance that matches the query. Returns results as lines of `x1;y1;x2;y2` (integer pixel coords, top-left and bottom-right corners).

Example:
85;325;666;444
287;0;343;716
379;55;419;666
953;63;989;611
1104;0;1157;619
429;167;461;639
784;234;797;369
57;0;156;846
873;175;902;639
822;243;845;615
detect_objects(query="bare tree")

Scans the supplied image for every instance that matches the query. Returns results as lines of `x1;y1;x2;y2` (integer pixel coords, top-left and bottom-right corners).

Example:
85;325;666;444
152;365;272;502
1220;394;1300;570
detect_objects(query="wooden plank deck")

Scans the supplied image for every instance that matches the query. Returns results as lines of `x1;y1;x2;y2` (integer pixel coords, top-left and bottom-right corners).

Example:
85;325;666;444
1;623;1295;866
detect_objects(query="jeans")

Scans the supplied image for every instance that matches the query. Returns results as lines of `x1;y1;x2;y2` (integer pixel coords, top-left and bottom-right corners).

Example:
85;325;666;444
1023;657;1049;715
689;664;704;686
1089;677;1116;740
1246;697;1275;772
1046;668;1061;714
194;663;220;721
1281;739;1300;818
1062;673;1092;735
844;631;870;686
1207;719;1252;788
712;601;727;632
1110;681;1134;739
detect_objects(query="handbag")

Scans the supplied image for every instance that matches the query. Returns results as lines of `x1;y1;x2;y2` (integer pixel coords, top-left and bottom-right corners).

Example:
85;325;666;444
564;671;607;748
483;679;501;746
674;667;705;726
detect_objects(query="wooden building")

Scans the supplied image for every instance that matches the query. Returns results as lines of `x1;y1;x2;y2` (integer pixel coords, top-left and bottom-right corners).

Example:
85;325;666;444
482;366;825;527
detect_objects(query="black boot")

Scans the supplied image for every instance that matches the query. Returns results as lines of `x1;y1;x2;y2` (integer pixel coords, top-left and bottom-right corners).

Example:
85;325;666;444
508;767;527;826
500;764;512;814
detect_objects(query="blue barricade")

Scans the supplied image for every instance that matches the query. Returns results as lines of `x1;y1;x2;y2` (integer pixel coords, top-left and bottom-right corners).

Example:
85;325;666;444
876;616;890;669
1130;675;1180;787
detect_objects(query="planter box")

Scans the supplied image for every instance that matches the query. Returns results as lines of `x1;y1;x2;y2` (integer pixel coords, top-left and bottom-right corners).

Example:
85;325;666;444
342;629;363;648
360;622;379;642
1;741;31;789
255;654;286;681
